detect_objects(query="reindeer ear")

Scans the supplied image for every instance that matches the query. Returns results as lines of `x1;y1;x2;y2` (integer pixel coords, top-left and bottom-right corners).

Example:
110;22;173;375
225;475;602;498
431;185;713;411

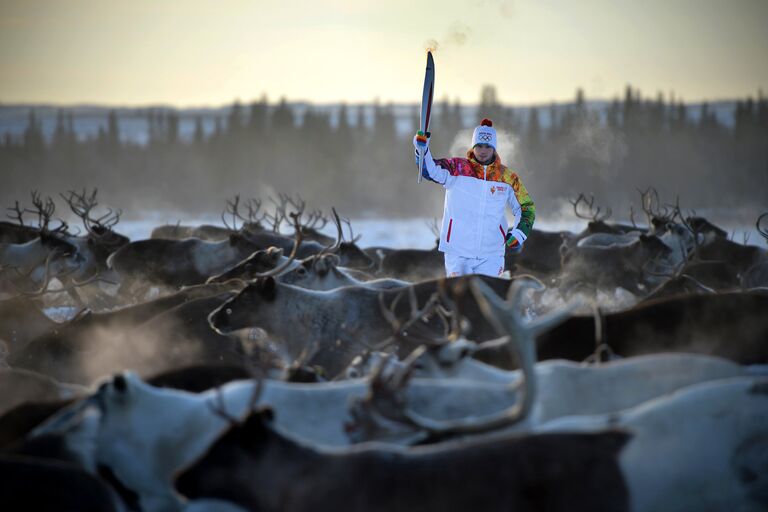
258;276;277;300
113;374;128;393
272;248;284;261
258;406;274;423
243;406;275;434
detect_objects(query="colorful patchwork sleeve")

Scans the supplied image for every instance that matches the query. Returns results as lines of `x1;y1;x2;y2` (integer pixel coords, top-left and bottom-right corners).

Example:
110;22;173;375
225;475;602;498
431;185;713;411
432;157;456;175
422;156;466;188
511;174;535;237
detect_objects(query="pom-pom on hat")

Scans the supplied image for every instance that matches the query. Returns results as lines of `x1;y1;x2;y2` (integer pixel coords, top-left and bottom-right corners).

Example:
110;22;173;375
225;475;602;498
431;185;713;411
471;118;497;149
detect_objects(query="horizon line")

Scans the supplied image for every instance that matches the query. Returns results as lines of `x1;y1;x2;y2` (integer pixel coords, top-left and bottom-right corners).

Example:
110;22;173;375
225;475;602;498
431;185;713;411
1;92;765;111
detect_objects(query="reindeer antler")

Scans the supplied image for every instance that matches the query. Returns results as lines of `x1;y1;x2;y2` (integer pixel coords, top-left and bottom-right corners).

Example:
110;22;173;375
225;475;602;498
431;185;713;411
377;288;445;349
244;198;265;225
569;193;612;222
312;207;343;270
265;194;289;233
221;195;243;231
669;196;702;258
6;200;27;226
249;202;306;278
60;188;120;235
756;212;768;242
29;191;56;231
341;216;361;243
637;187;673;227
303;209;328;231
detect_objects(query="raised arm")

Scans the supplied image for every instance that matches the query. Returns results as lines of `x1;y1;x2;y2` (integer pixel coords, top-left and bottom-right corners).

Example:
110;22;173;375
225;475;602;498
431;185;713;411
413;134;457;188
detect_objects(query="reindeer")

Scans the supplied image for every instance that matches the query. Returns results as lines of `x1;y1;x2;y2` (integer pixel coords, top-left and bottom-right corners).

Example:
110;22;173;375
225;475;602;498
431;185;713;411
150;195;268;242
535;290;768;364
504;228;574;280
473;278;768;512
59;189;129;267
206;208;375;284
207;274;516;378
278;194;336;245
175;281;766;512
32;367;550;510
264;252;409;291
7;280;244;383
205;246;301;283
34;274;766;512
238;226;374;269
559;231;672;296
109;207;306;298
52;189;129;308
0;192;82;299
346;281;766;445
174;406;629;512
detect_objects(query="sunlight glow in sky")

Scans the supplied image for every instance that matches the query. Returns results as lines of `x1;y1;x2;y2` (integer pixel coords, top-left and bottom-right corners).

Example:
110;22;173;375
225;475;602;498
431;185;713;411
1;0;766;106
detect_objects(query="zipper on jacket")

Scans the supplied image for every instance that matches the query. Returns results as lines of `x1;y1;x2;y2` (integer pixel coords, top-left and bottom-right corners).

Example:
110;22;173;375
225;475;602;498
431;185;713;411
478;165;487;251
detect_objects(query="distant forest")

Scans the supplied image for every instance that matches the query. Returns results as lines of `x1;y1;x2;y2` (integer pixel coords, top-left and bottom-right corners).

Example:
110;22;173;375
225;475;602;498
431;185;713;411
1;85;766;220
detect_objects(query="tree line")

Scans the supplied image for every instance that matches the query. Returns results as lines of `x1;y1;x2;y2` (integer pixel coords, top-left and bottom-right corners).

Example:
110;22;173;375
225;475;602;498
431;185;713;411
1;85;766;220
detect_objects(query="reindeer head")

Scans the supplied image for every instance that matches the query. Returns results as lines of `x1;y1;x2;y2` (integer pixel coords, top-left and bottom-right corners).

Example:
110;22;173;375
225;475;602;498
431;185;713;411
208;277;278;334
175;406;277;503
60;188;123;241
38;230;78;257
207;247;286;284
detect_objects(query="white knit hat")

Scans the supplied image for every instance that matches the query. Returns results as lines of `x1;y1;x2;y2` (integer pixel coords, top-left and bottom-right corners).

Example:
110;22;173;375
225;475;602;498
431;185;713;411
471;118;497;149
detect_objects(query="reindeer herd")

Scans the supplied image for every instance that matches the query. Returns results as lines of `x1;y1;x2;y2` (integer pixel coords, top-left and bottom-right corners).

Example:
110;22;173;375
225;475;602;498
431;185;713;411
1;188;767;511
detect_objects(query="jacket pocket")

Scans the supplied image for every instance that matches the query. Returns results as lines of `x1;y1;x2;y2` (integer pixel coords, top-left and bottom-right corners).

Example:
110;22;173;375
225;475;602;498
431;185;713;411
447;218;453;243
499;224;506;244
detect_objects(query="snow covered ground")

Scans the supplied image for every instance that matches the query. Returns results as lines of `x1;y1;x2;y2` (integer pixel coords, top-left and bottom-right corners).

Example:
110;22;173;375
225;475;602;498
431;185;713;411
118;211;768;249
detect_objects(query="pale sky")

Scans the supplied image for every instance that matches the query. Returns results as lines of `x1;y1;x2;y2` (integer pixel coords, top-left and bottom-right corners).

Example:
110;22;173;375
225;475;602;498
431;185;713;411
1;0;766;106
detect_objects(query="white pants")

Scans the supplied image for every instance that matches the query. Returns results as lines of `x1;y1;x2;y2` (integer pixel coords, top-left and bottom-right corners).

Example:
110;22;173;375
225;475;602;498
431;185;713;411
444;253;505;277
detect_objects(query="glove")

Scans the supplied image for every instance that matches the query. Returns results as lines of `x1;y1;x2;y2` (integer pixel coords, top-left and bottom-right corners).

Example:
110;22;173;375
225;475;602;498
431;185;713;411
413;131;431;150
505;228;526;253
413;131;431;178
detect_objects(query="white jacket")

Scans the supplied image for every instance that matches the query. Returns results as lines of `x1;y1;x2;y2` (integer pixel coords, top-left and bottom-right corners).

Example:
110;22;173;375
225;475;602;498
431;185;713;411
421;149;536;258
